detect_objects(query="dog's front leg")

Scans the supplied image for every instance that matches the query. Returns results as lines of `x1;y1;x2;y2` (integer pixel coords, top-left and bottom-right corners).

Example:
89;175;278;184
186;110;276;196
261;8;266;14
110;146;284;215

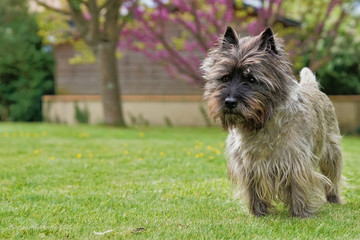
289;179;314;218
248;185;269;217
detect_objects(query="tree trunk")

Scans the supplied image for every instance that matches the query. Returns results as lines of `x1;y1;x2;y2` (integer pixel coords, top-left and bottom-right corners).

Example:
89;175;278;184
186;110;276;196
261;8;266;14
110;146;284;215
96;41;126;126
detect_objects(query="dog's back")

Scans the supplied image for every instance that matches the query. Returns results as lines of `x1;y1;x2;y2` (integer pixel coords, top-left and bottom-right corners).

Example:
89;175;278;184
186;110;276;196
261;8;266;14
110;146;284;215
298;67;343;205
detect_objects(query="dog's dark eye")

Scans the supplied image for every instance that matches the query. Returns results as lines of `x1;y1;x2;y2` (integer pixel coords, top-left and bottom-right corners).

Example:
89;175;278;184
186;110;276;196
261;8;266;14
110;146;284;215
248;76;257;84
221;75;230;82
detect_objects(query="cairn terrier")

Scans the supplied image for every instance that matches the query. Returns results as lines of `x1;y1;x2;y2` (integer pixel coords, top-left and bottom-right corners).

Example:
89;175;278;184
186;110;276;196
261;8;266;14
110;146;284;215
201;26;342;217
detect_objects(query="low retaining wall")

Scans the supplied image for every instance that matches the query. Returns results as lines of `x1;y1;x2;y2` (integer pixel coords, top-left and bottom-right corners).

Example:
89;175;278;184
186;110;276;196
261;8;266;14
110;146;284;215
43;95;360;133
42;95;212;127
328;96;360;134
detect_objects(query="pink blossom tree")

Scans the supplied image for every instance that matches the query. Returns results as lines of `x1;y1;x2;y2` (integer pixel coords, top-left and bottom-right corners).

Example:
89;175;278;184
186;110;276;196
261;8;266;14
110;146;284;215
120;0;291;86
121;0;350;86
120;0;234;86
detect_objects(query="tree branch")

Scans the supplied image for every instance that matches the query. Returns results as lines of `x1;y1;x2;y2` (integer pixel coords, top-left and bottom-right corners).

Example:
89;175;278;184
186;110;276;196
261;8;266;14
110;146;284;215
189;1;208;51
152;29;202;83
84;0;100;43
98;0;112;13
65;0;91;45
103;0;122;42
308;0;343;70
117;1;138;36
34;0;71;15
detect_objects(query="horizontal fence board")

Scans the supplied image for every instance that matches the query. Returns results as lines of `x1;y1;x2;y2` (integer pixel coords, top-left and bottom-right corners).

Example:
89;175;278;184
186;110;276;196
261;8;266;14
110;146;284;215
43;95;204;102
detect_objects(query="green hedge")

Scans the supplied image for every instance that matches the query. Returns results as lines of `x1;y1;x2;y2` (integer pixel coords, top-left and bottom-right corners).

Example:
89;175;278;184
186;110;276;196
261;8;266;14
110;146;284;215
0;0;54;121
317;33;360;95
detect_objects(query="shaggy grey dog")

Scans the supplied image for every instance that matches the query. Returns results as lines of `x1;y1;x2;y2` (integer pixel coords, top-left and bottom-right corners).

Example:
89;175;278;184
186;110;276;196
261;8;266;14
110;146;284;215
201;26;342;217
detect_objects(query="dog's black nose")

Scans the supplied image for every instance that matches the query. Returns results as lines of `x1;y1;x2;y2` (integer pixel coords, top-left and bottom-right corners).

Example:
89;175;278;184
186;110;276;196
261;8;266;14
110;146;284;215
225;97;237;109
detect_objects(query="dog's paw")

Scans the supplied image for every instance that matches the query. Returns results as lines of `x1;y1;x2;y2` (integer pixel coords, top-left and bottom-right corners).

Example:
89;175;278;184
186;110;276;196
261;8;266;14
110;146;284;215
326;194;341;204
290;206;313;218
251;201;269;217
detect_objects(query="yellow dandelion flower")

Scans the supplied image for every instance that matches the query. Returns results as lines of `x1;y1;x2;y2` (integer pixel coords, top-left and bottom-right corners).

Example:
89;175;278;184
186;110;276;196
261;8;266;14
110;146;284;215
195;154;200;158
215;150;221;155
139;132;145;137
160;152;164;156
139;157;143;161
187;151;191;155
76;153;82;158
88;153;93;157
3;132;9;137
124;150;129;155
77;132;89;138
34;149;40;155
49;156;55;160
209;156;214;159
199;153;204;157
41;131;47;136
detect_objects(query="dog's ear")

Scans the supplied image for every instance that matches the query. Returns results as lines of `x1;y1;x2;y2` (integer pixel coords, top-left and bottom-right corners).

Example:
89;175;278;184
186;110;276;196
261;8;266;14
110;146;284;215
223;26;238;48
258;26;278;54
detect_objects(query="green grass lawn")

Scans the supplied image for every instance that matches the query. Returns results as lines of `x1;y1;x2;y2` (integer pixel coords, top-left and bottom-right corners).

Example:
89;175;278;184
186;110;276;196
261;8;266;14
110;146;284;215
0;123;359;239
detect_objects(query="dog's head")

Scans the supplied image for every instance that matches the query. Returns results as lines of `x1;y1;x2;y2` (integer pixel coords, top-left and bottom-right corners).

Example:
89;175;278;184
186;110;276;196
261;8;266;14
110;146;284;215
201;26;295;131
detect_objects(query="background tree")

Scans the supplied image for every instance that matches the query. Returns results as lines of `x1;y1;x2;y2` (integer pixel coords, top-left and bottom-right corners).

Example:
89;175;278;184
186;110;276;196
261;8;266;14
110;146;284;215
120;0;234;86
0;0;54;121
315;18;360;94
282;0;360;94
35;0;137;126
122;0;359;94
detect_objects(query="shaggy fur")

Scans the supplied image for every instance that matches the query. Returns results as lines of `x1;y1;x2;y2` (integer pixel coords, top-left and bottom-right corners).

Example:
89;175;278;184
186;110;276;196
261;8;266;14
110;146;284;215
201;26;342;217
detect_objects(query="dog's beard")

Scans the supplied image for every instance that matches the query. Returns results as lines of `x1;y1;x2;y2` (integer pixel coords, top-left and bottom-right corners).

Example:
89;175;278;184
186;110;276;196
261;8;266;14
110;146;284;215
221;113;244;131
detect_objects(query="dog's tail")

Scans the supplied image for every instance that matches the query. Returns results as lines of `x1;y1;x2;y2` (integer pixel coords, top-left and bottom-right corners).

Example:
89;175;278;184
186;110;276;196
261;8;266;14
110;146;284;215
299;67;319;89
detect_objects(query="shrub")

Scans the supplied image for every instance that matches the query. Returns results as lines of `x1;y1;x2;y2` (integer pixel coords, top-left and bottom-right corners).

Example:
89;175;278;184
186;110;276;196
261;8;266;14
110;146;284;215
317;26;360;95
74;102;90;124
0;0;54;121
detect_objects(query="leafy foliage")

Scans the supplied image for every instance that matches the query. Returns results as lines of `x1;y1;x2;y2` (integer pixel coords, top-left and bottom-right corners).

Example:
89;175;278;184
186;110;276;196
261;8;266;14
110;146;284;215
314;10;360;95
0;0;54;121
282;0;360;94
121;0;360;94
33;0;359;95
74;102;90;124
120;0;234;85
